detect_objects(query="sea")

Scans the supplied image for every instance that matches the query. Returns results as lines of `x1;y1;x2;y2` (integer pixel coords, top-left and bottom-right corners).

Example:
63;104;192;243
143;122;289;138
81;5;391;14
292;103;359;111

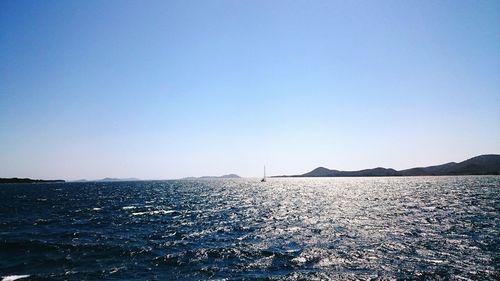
0;176;498;280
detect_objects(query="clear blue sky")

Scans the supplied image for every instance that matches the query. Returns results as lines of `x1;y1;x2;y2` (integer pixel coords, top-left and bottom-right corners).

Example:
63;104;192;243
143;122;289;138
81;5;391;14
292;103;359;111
1;0;499;180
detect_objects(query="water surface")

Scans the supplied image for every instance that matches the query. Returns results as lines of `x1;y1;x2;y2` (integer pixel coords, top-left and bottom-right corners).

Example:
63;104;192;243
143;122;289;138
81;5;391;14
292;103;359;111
0;176;498;280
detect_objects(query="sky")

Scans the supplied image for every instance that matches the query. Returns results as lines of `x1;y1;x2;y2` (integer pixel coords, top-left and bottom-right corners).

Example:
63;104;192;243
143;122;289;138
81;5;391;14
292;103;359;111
1;0;499;180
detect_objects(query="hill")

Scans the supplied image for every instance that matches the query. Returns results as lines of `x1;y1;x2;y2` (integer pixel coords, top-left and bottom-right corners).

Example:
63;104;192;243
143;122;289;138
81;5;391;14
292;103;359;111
278;154;500;177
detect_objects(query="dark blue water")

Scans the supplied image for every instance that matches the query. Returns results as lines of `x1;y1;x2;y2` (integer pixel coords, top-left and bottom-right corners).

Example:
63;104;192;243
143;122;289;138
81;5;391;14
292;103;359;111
1;176;499;280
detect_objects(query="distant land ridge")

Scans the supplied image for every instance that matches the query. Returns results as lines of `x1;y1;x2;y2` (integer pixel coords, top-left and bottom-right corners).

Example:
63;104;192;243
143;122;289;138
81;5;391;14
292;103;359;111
71;178;141;182
0;178;65;184
96;177;141;182
276;154;500;177
181;174;241;180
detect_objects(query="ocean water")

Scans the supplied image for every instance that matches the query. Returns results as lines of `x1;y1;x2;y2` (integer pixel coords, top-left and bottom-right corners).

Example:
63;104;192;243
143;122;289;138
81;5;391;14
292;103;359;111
0;176;498;280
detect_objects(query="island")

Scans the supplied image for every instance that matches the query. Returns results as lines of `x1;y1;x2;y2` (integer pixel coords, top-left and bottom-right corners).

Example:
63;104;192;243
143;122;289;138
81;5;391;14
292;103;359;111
181;174;241;180
71;178;141;182
275;154;500;177
0;178;65;184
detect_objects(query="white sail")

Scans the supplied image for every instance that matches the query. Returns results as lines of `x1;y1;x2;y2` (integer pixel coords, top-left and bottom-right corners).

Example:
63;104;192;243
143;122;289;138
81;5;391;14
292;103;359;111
261;166;266;182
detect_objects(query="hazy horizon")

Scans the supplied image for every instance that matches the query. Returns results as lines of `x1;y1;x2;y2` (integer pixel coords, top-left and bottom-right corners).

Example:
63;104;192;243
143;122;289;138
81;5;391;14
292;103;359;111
1;1;499;181
5;153;497;181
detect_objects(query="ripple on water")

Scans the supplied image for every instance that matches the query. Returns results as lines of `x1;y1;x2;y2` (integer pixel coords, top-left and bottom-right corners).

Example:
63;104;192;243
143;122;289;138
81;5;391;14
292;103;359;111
0;176;498;280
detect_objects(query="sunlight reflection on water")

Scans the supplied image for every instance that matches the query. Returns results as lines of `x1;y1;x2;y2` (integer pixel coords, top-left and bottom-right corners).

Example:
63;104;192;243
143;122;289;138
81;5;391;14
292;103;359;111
0;176;498;280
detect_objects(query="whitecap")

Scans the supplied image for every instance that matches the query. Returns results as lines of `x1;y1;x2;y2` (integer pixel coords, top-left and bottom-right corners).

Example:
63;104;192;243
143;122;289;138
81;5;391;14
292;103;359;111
153;210;175;215
131;210;174;216
122;206;136;210
92;208;101;211
2;275;30;281
292;256;307;264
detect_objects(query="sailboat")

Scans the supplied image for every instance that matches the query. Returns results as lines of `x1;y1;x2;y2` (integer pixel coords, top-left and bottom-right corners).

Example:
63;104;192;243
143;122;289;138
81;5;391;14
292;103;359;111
261;166;266;182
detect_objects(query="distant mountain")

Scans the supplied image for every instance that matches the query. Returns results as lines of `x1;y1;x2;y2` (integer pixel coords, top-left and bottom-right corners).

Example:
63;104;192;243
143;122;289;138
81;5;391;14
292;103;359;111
71;179;88;182
301;167;399;177
278;154;500;177
399;155;500;176
96;177;141;182
0;178;65;184
181;174;241;180
71;178;141;182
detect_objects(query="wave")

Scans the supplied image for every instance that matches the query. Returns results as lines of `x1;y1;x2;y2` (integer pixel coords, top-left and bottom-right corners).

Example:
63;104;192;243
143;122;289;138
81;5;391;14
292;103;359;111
1;276;30;281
